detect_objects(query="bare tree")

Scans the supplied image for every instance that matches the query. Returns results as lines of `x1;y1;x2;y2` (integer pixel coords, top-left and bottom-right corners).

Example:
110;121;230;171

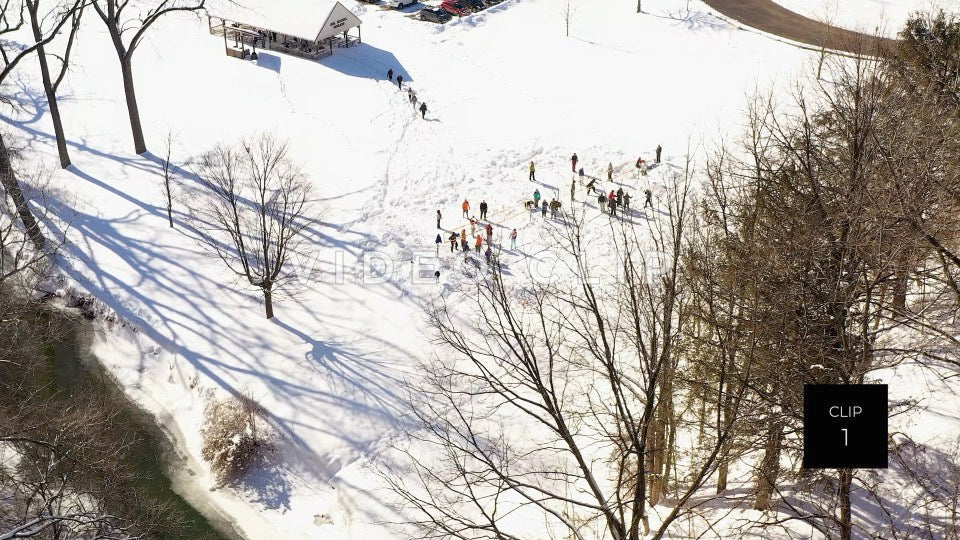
161;130;175;228
25;0;86;169
190;134;315;319
92;0;207;154
378;168;749;539
561;0;577;37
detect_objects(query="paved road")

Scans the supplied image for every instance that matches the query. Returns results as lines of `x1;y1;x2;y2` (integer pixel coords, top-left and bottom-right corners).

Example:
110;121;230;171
702;0;898;55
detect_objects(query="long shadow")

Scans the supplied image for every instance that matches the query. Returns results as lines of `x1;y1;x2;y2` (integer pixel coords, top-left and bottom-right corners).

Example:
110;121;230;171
321;42;413;83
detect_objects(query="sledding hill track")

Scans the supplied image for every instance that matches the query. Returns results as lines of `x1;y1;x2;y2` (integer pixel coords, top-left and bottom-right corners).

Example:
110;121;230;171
702;0;898;55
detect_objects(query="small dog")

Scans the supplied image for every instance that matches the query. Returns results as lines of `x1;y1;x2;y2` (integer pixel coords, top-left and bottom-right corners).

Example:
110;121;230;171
524;200;536;210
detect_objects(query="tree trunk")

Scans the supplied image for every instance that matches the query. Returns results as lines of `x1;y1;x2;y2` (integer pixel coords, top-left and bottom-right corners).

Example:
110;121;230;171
753;414;784;510
636;0;642;13
120;57;147;154
716;399;734;492
838;468;852;540
263;286;274;319
0;134;45;251
29;8;70;169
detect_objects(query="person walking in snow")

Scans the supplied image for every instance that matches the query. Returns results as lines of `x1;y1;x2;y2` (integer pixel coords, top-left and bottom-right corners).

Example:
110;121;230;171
407;87;414;102
578;167;584;184
435;270;440;282
462;199;470;218
460;228;466;244
533;189;541;205
435;233;442;255
598;193;607;212
616;187;623;207
529;161;536;182
470;218;477;236
571;153;578;173
586;177;597;195
475;235;483;254
510;228;517;250
485;222;493;244
608;197;617;217
608;190;616;204
480;200;488;220
541;200;548;219
655;144;662;164
461;237;469;252
623;192;631;212
436;209;442;229
570;181;575;203
607;162;613;181
640;161;648;177
397;75;404;89
644;189;653;209
387;68;393;81
484;247;492;265
449;232;458;252
420;102;427;119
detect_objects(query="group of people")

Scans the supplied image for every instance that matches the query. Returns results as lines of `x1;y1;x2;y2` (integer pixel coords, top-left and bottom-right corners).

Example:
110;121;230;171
531;188;563;219
429;145;665;282
388;67;428;119
566;146;662;217
435;199;520;267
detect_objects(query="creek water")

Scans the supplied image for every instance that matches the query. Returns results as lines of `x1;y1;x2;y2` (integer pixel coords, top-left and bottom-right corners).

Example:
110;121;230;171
48;317;241;540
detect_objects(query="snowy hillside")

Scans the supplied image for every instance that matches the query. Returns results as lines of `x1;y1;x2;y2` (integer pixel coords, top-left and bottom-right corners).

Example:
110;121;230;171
4;0;958;537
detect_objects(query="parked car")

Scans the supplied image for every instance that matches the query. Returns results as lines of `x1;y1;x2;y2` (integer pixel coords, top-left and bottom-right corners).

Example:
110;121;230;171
419;7;452;22
383;0;415;7
459;0;486;11
440;0;470;16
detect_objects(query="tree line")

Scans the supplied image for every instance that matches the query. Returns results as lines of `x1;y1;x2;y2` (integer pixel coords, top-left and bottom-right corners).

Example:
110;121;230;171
378;12;960;539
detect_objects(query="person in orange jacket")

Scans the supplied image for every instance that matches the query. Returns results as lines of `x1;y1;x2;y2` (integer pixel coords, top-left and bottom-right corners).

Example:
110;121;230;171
475;235;483;253
462;199;470;218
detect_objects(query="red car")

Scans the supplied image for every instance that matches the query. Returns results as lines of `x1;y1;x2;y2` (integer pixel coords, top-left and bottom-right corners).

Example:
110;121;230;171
441;0;470;16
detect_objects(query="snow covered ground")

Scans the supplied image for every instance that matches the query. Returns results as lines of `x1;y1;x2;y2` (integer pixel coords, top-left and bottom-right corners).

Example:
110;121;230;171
772;0;959;37
4;0;959;537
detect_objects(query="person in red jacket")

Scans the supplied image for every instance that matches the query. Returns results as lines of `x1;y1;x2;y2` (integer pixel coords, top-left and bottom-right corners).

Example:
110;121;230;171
475;235;483;253
462;199;470;218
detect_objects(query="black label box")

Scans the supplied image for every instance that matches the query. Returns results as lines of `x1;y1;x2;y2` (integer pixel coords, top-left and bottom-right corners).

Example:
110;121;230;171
803;384;888;469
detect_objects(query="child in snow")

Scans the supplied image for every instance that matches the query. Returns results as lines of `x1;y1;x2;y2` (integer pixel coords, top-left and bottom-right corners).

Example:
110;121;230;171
484;247;492;264
470;218;477;236
578;167;584;184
